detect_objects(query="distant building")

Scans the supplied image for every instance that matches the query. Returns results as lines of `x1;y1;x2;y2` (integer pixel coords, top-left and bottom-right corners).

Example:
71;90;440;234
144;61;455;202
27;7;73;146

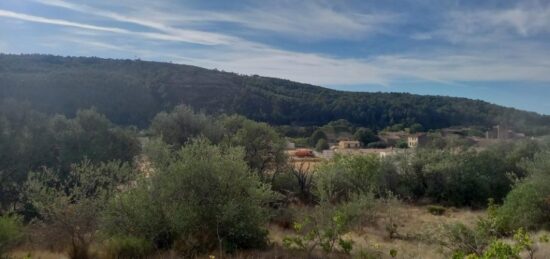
286;141;296;150
407;133;428;148
334;147;398;159
485;125;524;140
338;140;361;149
293;149;315;158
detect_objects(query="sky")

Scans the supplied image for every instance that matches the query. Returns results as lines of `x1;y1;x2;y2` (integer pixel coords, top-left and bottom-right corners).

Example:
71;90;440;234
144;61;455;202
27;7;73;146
1;0;549;114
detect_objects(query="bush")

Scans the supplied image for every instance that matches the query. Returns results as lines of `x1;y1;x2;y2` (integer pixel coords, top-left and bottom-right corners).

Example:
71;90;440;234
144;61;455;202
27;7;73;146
283;196;372;256
103;235;154;259
440;223;488;256
102;138;276;255
315;138;329;151
366;141;387;149
26;160;137;259
496;151;550;232
0;215;23;256
315;154;385;202
427;205;446;216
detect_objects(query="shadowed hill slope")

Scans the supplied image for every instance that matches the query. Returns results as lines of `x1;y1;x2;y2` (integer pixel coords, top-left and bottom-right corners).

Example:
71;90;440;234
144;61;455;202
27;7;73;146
1;54;548;133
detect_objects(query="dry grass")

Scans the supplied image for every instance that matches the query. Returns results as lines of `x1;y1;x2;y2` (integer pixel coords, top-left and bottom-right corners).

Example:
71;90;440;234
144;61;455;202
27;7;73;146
9;250;68;259
19;204;542;259
268;203;485;259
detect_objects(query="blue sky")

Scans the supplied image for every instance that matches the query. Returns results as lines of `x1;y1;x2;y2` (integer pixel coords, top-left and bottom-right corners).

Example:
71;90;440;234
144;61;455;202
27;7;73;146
1;0;549;114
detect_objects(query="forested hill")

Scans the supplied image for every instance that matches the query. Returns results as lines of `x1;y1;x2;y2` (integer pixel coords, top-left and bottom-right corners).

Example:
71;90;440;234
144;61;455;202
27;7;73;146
1;54;548;133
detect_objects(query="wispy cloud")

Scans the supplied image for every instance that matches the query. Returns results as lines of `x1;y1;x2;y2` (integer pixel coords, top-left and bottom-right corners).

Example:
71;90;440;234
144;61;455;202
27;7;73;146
35;0;400;41
416;2;550;44
0;9;126;33
0;7;234;46
3;0;550;88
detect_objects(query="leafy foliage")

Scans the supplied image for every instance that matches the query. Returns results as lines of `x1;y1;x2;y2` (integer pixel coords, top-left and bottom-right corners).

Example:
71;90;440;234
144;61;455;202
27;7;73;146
222;115;287;182
283;198;372;256
0;215;23;256
497;151;550;232
25;160;135;259
315;154;387;202
101;139;276;255
0;101;140;214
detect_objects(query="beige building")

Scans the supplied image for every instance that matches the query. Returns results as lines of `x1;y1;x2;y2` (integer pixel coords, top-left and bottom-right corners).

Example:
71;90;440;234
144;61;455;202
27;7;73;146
338;140;361;149
407;133;428;148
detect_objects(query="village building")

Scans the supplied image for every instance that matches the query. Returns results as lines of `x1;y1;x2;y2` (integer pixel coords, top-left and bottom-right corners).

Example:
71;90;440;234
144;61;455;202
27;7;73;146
485;125;525;140
285;140;296;150
338;140;361;149
407;133;428;148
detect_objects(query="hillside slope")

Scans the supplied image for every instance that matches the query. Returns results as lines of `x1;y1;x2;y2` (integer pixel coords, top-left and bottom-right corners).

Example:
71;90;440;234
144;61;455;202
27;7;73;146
0;54;548;132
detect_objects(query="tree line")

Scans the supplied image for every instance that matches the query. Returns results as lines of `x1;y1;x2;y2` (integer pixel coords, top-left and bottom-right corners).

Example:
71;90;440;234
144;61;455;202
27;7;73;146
2;54;549;135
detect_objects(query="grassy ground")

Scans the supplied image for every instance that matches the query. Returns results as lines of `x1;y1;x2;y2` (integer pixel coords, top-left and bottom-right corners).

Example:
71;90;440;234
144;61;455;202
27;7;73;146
268;204;485;259
9;204;550;258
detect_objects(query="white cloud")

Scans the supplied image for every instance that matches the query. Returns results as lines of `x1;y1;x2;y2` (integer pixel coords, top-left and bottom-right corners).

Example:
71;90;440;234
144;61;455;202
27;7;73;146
5;0;550;87
35;0;400;41
196;2;400;40
0;8;235;46
0;9;127;33
424;3;550;44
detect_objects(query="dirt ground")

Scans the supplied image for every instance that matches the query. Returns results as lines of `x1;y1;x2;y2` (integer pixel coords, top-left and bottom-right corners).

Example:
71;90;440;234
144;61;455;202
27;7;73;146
10;205;550;258
268;204;485;259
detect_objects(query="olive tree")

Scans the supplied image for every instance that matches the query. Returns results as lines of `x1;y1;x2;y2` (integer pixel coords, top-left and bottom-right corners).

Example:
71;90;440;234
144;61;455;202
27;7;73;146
26;160;135;259
102;138;276;256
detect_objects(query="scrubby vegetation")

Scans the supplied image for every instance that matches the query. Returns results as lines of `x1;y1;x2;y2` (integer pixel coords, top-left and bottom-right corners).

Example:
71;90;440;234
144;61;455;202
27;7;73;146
0;215;23;257
1;93;550;258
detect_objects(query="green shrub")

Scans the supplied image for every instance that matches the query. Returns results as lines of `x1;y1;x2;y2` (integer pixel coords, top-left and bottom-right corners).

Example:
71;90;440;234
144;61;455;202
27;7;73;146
452;228;548;259
104;235;154;259
440;223;488;256
427;205;446;216
315;138;329;151
102;139;276;254
496;151;550;232
315;154;385;202
0;215;23;256
366;141;387;149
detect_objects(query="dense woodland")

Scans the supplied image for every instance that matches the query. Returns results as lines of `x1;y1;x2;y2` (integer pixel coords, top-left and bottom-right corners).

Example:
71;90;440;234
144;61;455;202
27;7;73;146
1;54;549;135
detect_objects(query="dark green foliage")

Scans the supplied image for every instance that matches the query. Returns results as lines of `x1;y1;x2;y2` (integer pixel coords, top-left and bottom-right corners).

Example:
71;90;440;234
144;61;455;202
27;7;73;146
366;141;388;148
315;154;388;202
354;128;379;146
101;139;275;255
314;139;540;207
309;129;328;146
315;138;329;151
26;160;136;259
222;115;287;182
396;140;409;149
409;123;424;133
497;151;550;232
0;100;140;214
2;54;549;134
150;105;224;146
385;140;539;207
